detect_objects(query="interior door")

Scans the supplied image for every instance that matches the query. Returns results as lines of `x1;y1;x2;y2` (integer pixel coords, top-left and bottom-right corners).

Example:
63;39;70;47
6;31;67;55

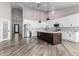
24;24;27;37
3;21;8;39
14;24;19;33
24;24;30;37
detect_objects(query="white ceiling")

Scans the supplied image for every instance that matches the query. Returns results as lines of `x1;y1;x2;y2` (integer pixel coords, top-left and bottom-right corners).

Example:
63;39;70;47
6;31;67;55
11;2;79;12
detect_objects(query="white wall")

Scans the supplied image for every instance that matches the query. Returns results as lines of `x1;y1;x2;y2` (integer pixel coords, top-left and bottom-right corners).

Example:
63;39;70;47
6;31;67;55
23;7;47;21
0;2;11;20
0;2;11;41
23;20;46;37
11;3;47;37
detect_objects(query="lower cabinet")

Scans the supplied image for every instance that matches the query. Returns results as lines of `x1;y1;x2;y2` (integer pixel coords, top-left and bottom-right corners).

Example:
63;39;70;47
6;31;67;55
62;32;77;42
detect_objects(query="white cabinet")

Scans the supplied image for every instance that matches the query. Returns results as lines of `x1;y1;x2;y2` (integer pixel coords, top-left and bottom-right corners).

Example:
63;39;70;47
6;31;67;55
62;32;71;41
58;14;77;27
62;32;68;40
47;14;79;27
76;32;79;42
62;32;77;42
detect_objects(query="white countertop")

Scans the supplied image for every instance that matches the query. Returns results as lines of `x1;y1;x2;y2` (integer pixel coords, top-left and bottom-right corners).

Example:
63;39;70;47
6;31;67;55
37;31;61;33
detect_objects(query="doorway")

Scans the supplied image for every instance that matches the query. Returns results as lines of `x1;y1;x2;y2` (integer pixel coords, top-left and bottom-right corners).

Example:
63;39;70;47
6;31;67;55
14;24;19;33
11;6;23;40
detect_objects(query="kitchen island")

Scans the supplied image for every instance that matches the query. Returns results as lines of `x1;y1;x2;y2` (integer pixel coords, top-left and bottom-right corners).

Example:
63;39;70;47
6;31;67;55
37;31;62;45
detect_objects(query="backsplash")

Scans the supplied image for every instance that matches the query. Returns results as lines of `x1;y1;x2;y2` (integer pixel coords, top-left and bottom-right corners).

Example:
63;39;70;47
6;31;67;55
46;27;79;32
60;27;79;32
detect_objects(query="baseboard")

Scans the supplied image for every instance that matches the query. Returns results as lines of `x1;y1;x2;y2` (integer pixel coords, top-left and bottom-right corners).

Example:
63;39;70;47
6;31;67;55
62;39;78;43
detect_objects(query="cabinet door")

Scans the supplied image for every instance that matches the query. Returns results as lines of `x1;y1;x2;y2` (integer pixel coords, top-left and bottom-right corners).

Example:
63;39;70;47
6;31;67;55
62;32;72;41
69;32;76;42
62;32;68;40
53;33;62;44
62;32;76;42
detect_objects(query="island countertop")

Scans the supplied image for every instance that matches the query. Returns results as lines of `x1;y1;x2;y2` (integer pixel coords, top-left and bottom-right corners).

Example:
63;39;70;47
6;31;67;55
37;31;61;33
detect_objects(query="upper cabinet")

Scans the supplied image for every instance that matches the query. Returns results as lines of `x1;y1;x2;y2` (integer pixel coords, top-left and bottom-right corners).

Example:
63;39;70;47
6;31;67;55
47;14;79;27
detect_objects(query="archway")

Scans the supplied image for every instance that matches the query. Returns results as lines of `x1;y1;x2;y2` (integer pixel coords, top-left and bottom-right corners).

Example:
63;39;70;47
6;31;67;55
11;5;23;39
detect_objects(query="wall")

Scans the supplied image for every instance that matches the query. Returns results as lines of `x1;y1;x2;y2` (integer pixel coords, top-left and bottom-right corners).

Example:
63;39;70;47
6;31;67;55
22;5;47;37
0;2;11;20
11;3;47;36
12;8;23;34
48;6;79;20
0;2;11;40
23;7;47;21
23;20;46;37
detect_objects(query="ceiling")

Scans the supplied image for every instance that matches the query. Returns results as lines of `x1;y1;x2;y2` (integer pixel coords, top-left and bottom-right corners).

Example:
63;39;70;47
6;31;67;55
11;2;79;12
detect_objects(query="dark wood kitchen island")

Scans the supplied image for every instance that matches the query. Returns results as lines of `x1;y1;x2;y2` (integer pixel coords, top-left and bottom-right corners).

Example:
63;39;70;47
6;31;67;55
37;32;62;45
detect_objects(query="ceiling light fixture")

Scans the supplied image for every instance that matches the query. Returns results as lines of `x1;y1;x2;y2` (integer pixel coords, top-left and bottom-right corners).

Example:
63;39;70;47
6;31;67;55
37;3;40;8
36;2;41;8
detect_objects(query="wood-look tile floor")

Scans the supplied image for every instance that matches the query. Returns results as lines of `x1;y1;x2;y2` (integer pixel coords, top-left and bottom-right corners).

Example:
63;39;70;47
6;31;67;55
0;34;79;56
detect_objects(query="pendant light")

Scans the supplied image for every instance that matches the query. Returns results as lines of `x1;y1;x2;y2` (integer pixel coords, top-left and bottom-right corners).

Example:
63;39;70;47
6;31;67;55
46;2;50;21
36;2;42;23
